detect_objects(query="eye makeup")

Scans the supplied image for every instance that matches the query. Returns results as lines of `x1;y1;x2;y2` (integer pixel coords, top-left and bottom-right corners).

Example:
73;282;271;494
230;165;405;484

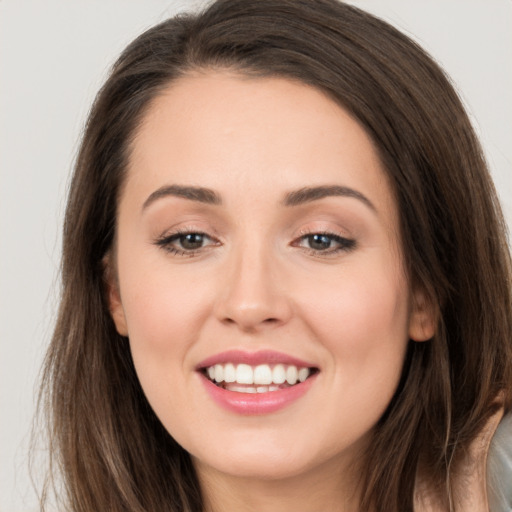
154;228;220;257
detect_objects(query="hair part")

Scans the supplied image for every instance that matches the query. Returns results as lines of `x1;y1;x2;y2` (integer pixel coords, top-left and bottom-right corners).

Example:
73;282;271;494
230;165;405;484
37;1;512;510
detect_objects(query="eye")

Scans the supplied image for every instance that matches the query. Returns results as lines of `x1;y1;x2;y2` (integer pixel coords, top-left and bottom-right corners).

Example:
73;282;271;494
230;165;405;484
294;231;356;255
176;233;207;250
154;231;219;256
306;234;336;251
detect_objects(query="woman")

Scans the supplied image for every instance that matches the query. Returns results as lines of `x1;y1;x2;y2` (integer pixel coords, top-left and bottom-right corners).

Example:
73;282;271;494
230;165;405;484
39;0;512;510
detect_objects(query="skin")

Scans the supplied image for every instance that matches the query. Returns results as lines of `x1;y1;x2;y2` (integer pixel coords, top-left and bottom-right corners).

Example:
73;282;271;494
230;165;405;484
107;71;434;512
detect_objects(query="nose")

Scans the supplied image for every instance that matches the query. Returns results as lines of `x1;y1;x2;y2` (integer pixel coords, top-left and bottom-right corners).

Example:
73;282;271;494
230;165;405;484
214;243;293;333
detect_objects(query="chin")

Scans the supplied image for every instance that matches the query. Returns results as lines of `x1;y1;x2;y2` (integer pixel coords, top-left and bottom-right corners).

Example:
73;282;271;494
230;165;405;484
194;450;316;481
187;428;346;482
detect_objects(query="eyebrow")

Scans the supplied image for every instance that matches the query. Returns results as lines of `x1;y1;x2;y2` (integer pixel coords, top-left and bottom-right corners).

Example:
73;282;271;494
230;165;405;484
283;185;376;211
141;183;375;213
142;184;221;211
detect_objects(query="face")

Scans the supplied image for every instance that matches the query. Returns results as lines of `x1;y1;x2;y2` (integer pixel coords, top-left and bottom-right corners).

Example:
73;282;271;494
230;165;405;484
108;72;432;484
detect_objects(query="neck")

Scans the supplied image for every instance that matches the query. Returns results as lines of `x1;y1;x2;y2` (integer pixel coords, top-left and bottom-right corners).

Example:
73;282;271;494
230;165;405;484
195;455;362;512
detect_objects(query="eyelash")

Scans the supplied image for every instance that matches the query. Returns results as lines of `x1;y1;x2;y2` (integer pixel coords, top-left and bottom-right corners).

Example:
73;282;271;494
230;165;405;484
153;229;356;257
292;229;356;257
154;229;219;257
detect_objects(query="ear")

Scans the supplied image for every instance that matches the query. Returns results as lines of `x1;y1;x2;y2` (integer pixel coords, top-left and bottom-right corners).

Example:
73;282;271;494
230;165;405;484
408;288;437;342
103;254;128;337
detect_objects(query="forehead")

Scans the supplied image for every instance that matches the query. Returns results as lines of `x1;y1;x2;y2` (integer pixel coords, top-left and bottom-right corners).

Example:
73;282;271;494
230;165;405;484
125;71;396;220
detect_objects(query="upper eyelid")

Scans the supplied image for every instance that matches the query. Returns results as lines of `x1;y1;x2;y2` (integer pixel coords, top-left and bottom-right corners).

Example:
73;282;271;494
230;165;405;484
292;230;357;253
153;225;355;249
156;230;218;244
153;231;219;257
294;227;352;240
294;232;355;245
156;225;219;240
154;228;352;242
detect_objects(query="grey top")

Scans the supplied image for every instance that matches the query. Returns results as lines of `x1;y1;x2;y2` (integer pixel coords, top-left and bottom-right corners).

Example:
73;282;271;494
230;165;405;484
488;412;512;512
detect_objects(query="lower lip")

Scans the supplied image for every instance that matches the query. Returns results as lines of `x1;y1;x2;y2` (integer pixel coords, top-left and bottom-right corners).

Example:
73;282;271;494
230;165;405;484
199;373;317;415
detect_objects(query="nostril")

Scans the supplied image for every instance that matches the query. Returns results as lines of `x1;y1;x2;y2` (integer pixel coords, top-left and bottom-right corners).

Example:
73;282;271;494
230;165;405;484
220;316;281;333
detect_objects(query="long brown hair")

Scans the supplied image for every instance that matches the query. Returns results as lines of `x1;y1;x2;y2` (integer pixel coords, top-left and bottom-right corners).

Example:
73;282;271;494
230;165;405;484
38;1;512;510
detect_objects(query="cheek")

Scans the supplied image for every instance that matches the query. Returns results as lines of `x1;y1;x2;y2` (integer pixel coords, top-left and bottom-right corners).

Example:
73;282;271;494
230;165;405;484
116;250;214;398
117;264;218;441
297;262;410;383
295;263;411;439
119;249;211;346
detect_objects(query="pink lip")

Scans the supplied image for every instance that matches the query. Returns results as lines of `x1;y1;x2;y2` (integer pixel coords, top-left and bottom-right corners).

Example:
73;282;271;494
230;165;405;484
199;372;318;415
196;350;316;369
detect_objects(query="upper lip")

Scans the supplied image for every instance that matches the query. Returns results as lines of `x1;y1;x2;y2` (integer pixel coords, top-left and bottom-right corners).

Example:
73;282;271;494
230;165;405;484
196;350;317;370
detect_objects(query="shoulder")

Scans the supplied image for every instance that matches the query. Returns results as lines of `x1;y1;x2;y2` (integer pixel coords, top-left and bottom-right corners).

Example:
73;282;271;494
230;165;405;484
415;405;510;512
487;411;512;512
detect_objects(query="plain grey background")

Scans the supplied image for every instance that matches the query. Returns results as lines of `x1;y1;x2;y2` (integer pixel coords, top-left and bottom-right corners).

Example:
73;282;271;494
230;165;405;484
1;1;511;511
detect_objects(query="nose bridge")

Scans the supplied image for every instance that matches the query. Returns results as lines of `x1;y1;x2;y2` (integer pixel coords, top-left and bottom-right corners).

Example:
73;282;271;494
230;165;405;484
215;233;291;331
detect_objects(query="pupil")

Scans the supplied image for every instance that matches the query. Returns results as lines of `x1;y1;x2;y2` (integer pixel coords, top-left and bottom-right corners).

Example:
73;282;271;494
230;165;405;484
309;234;331;250
181;233;203;249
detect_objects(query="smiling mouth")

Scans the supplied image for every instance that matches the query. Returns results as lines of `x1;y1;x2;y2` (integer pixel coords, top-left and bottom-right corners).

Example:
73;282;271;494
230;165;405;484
201;363;319;393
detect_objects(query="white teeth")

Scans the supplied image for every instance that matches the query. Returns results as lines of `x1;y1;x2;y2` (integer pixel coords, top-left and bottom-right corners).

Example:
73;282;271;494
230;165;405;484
224;363;236;383
254;364;273;385
225;384;280;394
228;384;258;393
236;364;254;384
214;364;223;383
298;367;310;382
205;362;314;387
286;365;298;385
272;364;286;384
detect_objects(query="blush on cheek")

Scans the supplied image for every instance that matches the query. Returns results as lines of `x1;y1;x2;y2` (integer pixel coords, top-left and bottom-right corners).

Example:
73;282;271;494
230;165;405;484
122;280;198;342
312;281;408;348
